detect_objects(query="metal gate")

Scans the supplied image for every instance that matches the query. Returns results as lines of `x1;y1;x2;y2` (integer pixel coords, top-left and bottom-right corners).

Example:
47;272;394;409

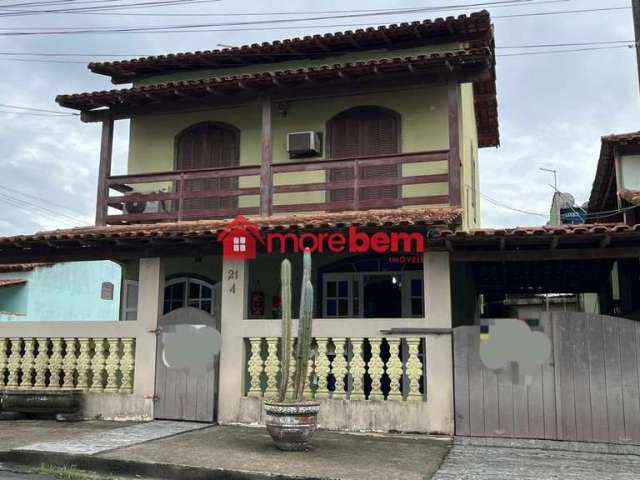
454;312;640;443
154;306;221;422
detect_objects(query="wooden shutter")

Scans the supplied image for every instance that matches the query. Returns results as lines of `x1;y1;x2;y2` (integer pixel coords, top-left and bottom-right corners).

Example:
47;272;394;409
175;122;240;214
327;107;400;205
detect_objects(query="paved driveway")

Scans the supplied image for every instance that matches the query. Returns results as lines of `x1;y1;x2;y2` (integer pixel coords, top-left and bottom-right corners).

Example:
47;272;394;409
433;438;640;480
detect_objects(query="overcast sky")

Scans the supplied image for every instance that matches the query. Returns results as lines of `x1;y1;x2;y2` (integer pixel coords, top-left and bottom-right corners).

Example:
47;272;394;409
0;0;637;236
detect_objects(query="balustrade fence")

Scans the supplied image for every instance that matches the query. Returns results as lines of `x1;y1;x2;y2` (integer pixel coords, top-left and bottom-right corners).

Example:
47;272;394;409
245;336;425;401
0;337;135;393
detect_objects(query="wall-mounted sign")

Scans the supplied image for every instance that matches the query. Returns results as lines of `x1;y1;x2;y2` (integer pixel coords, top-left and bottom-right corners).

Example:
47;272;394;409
101;282;114;300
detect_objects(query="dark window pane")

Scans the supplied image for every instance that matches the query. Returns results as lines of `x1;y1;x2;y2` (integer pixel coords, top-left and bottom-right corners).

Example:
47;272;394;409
163;300;171;314
187;299;199;308
411;279;423;297
172;283;185;301
338;299;348;316
338;281;348;297
327;282;336;297
189;282;200;300
412;298;423;317
201;300;212;313
327;299;337;316
201;286;212;299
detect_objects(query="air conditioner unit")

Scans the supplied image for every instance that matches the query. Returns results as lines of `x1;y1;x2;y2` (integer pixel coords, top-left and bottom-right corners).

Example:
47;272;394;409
123;194;165;215
287;131;322;157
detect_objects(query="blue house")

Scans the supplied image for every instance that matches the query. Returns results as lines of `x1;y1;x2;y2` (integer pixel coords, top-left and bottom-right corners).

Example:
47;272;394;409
0;262;121;321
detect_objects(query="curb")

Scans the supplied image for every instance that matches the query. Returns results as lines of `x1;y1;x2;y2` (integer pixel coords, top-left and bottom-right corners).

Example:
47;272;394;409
0;451;327;480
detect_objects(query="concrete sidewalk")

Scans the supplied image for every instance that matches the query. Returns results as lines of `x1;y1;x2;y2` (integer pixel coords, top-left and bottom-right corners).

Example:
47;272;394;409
0;421;451;480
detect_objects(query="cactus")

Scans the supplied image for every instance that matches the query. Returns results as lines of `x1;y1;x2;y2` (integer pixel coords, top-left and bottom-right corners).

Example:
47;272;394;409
277;259;292;402
277;248;314;403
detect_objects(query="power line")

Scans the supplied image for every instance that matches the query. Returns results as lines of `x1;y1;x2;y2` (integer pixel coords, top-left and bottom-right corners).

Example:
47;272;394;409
0;184;88;219
0;0;568;17
0;109;78;116
497;44;635;57
0;0;222;15
0;193;86;227
0;102;79;114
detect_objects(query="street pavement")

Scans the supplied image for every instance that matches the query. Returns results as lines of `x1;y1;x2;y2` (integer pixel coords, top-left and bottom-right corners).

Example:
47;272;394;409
433;438;640;480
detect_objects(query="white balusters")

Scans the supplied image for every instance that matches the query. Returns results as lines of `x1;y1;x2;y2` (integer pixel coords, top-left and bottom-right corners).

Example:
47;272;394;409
368;339;385;400
61;338;77;390
6;338;21;389
76;338;91;390
314;337;330;399
242;336;425;402
104;338;120;393
246;337;264;397
0;337;8;389
349;337;366;400
120;338;135;393
19;338;35;389
33;337;49;389
386;338;404;400
263;337;280;398
0;336;135;394
331;338;348;399
405;338;423;401
48;338;64;389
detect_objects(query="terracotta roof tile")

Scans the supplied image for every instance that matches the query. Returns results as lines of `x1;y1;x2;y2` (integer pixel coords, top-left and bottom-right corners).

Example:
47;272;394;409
432;223;640;240
0;263;51;273
0;208;462;246
88;11;493;83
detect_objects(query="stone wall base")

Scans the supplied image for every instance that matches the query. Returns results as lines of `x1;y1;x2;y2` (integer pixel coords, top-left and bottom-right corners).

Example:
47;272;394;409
79;393;152;421
235;397;453;434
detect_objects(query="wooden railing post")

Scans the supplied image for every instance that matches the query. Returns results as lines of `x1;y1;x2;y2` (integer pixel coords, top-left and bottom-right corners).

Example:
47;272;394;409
177;172;185;222
353;158;360;210
447;83;461;207
260;96;273;217
95;116;114;226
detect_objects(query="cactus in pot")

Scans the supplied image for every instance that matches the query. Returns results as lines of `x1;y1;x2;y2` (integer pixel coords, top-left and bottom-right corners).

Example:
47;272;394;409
264;248;320;451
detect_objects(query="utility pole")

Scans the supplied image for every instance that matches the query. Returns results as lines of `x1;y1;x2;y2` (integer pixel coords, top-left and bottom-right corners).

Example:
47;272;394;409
633;0;640;93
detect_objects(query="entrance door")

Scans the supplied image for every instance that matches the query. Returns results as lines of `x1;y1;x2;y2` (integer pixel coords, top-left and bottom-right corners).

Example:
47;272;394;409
175;122;240;213
154;306;221;422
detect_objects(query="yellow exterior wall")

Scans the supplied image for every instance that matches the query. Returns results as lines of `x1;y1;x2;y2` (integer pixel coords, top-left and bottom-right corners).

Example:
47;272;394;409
127;85;450;209
459;83;480;228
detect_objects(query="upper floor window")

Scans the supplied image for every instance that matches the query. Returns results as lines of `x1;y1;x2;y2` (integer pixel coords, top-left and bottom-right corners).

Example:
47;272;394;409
326;106;401;202
175;122;240;211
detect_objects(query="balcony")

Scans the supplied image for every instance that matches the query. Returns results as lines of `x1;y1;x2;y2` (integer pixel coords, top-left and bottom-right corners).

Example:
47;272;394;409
100;150;450;225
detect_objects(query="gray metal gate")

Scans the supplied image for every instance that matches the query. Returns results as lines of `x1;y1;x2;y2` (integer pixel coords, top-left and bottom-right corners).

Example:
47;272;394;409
154;307;221;422
454;312;640;443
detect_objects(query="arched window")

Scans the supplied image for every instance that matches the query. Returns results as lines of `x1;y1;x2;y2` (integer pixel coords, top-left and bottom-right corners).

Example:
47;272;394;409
175;122;240;211
326;106;401;202
163;276;217;315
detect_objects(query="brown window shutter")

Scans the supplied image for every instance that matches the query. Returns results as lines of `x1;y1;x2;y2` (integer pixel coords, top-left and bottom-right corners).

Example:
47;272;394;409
175;122;240;214
327;107;400;205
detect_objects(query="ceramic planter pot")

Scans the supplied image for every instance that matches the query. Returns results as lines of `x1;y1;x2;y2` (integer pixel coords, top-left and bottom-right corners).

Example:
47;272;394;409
263;400;320;451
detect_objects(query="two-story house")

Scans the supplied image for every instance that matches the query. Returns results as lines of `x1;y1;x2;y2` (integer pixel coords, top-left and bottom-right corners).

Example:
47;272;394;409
0;11;498;433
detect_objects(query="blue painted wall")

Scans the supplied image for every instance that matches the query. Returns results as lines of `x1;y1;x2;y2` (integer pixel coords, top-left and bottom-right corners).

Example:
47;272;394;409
0;261;121;321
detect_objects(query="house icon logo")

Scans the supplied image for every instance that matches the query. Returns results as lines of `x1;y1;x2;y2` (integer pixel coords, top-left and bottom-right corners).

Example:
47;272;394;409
218;216;264;260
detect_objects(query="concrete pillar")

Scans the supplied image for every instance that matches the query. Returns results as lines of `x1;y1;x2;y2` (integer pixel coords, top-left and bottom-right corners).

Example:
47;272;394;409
423;251;454;434
133;257;164;418
218;258;249;424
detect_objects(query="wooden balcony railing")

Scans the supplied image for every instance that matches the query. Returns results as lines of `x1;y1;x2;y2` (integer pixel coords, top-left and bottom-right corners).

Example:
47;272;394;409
100;150;449;225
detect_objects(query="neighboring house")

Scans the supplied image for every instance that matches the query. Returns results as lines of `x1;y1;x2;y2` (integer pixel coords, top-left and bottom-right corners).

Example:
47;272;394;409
588;131;640;224
3;10;640;447
0;262;121;321
548;191;586;225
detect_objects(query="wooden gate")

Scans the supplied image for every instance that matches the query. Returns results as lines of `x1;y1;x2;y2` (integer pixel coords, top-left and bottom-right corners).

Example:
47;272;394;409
454;312;640;443
154;307;221;422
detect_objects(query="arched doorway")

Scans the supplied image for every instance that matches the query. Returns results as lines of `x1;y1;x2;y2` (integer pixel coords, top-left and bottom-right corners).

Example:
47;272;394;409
175;122;240;213
326;106;401;203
